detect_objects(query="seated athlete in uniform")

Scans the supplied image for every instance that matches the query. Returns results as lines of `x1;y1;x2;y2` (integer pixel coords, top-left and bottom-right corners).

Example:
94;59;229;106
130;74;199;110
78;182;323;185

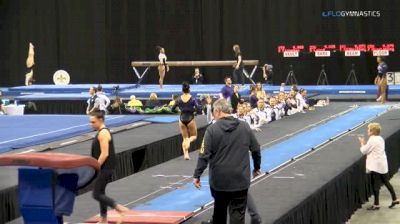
172;82;201;160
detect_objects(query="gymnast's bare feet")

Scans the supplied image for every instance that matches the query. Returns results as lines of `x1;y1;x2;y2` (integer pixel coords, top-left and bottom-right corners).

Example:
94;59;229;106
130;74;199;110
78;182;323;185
115;204;130;214
97;217;107;224
115;204;130;223
183;138;191;160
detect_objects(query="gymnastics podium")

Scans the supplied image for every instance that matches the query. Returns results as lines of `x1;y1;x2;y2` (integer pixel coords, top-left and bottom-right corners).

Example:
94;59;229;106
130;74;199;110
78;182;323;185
0;152;100;224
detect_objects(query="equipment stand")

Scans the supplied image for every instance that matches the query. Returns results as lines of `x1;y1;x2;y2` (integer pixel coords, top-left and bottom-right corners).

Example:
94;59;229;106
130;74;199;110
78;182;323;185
317;64;329;85
285;65;298;85
345;64;359;85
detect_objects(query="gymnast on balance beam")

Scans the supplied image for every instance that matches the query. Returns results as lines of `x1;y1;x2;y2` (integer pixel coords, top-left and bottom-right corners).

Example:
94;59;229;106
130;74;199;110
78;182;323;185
156;46;169;89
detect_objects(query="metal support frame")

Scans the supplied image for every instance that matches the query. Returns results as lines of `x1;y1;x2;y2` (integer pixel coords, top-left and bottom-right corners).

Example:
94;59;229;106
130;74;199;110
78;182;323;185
317;64;329;85
132;66;151;88
285;65;297;85
345;64;359;85
243;65;258;84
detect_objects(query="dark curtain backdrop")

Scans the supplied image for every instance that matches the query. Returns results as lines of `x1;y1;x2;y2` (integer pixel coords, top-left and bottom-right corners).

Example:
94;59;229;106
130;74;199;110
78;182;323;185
0;0;399;86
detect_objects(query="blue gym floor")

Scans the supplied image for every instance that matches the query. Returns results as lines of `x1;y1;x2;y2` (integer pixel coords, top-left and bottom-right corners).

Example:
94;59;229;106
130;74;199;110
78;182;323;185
0;115;179;153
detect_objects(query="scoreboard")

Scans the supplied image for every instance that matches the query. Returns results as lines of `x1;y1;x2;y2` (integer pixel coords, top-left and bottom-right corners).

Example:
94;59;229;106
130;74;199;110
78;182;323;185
277;43;395;57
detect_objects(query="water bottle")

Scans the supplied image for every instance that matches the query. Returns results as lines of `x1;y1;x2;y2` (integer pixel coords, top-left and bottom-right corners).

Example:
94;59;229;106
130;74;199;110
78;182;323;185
326;97;330;105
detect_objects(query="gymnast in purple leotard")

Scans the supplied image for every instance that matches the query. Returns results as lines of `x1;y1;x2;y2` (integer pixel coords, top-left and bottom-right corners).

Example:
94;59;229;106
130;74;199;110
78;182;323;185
172;82;201;160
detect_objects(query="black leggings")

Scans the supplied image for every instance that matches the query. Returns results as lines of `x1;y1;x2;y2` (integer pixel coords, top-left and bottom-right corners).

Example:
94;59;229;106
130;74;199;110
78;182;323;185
233;67;245;85
92;169;116;218
370;171;397;205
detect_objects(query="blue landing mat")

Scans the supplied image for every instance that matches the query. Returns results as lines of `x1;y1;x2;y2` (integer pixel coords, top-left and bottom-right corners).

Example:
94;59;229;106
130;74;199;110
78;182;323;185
132;105;388;213
119;84;250;99
143;116;180;123
14;93;97;101
6;84;135;95
266;85;400;95
0;115;148;153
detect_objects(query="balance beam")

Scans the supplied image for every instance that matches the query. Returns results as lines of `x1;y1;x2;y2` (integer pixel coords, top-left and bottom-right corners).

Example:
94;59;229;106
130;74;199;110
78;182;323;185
131;60;259;67
131;60;259;85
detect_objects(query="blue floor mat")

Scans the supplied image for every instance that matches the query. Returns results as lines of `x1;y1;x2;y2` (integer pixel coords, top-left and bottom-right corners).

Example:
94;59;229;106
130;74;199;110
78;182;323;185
0;115;148;153
7;84;135;94
143;116;180;123
132;105;388;212
15;93;94;101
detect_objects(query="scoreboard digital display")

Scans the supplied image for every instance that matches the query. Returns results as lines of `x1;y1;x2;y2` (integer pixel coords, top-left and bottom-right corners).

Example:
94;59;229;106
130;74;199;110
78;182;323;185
277;43;395;57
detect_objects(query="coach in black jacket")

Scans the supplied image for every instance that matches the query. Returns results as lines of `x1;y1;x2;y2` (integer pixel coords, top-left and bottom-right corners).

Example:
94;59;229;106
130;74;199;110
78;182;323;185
193;98;262;224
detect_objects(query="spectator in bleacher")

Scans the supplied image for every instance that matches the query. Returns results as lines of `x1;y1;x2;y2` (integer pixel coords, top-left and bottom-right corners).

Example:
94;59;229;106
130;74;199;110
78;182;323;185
168;94;179;107
109;97;125;114
278;93;287;114
235;103;261;132
302;89;317;107
262;64;273;85
0;98;4;115
127;95;143;108
285;90;298;116
244;102;254;116
296;89;308;112
86;86;98;114
279;83;286;92
220;76;233;102
95;85;111;114
358;123;399;210
204;95;213;124
251;99;272;126
246;102;259;126
24;101;38;114
269;97;282;121
0;91;4;115
145;93;160;109
249;85;258;108
255;82;267;100
291;84;299;93
192;67;204;84
231;85;242;113
126;95;143;114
